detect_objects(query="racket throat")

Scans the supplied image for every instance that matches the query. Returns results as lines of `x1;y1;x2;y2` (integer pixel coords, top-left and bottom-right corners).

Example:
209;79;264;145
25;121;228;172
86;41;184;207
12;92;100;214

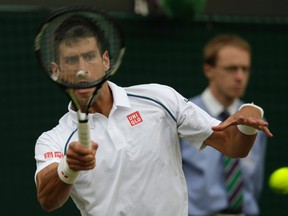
77;110;88;122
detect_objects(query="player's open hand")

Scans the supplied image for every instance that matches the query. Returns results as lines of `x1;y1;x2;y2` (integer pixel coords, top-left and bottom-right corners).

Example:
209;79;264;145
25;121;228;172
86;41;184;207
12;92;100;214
212;106;273;138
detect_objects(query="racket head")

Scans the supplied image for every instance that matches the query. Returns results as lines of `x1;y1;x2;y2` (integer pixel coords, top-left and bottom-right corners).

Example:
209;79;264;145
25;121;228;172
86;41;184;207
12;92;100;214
34;5;125;89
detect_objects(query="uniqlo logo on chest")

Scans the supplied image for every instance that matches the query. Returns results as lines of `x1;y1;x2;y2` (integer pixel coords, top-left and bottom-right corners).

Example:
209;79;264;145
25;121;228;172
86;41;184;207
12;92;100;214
127;111;143;126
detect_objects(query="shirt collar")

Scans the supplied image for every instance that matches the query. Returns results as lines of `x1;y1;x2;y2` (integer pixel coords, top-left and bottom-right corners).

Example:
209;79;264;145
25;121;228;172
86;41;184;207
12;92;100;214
108;81;131;108
202;88;239;117
67;81;131;124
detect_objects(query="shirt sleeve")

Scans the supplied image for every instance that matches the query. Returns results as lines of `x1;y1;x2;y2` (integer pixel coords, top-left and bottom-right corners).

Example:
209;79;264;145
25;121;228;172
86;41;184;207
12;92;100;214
176;95;221;150
34;130;64;182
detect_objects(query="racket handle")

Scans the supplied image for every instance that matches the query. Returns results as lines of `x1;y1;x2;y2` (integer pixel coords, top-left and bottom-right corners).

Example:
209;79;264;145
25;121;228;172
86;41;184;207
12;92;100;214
78;121;91;148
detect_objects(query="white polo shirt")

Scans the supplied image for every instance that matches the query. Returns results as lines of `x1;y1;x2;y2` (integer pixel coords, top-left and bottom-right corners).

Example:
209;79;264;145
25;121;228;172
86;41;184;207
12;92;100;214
35;82;220;216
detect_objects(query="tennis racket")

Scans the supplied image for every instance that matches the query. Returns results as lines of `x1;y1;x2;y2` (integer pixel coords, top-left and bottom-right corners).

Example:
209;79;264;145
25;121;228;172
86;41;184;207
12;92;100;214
35;5;125;149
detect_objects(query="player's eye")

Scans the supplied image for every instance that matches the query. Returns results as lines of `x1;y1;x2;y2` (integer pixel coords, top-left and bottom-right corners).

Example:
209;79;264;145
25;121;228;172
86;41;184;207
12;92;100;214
83;52;96;62
65;56;79;65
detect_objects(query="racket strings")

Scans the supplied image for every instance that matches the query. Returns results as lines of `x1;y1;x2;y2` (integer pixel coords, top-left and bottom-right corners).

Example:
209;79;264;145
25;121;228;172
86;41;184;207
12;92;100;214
35;7;125;89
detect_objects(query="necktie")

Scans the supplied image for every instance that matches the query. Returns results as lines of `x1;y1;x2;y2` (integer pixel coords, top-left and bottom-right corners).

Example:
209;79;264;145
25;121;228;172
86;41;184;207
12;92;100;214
219;110;244;211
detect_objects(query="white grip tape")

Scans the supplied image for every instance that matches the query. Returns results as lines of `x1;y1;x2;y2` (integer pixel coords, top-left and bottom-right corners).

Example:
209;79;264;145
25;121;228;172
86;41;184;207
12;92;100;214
237;103;264;135
78;121;91;148
57;156;80;184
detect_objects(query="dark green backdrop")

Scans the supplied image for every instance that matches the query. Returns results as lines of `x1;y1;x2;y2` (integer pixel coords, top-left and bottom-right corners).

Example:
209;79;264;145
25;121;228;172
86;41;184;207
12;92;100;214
1;7;287;215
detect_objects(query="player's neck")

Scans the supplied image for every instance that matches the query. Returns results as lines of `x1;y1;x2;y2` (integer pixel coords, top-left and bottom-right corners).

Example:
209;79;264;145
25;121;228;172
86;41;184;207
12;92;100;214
89;84;113;117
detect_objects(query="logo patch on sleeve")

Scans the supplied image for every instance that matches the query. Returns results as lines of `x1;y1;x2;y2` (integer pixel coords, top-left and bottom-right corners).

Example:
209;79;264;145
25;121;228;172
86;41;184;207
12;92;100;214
44;151;64;159
127;111;143;126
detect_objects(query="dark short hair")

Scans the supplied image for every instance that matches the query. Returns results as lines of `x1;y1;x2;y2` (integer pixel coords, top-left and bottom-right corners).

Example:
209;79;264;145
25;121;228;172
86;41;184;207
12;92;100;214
53;15;106;62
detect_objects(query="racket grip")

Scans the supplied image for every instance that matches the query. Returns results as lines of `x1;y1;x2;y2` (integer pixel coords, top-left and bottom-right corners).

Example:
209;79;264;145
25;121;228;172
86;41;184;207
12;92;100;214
78;121;91;148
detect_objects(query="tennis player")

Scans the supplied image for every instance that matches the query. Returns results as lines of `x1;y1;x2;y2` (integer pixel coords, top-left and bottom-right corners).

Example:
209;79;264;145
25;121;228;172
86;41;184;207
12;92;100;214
34;11;273;216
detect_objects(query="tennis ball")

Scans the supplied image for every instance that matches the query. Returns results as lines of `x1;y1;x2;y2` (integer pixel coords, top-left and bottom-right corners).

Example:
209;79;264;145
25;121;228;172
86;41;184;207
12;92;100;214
269;167;288;194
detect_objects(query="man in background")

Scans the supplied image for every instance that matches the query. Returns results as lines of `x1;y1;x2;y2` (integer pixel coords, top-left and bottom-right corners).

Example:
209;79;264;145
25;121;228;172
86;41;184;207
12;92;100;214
181;34;268;216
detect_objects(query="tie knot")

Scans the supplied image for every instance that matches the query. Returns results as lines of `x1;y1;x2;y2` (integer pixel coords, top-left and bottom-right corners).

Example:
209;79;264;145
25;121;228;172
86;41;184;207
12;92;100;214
219;110;230;121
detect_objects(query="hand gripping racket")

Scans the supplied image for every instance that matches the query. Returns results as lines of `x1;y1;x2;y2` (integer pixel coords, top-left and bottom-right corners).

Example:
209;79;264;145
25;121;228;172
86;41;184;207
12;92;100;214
35;5;125;148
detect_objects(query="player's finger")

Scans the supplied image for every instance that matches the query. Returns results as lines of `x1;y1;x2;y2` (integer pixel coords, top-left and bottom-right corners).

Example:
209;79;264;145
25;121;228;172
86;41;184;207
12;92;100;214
91;142;98;155
259;126;273;137
212;119;234;131
68;141;93;155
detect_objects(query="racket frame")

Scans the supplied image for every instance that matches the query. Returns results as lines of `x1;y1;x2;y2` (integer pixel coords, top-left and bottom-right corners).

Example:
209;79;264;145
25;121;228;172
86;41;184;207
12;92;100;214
35;5;125;148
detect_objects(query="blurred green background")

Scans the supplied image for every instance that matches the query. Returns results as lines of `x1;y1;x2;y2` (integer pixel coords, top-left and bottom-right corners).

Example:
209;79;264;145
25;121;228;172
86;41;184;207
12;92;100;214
1;5;288;215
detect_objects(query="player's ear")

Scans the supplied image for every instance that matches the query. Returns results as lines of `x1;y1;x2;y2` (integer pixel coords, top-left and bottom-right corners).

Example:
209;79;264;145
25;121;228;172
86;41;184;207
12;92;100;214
102;50;110;72
50;62;60;78
203;63;213;79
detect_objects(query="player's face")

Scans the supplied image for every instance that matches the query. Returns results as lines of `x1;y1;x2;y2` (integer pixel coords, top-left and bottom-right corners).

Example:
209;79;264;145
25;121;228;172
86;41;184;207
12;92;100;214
205;46;250;103
52;37;110;105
